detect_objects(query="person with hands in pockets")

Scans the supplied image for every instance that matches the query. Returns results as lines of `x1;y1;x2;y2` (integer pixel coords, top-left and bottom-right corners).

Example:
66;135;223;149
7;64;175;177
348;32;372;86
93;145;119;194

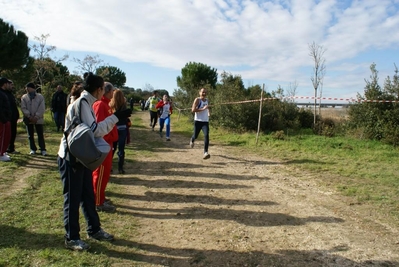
57;73;131;251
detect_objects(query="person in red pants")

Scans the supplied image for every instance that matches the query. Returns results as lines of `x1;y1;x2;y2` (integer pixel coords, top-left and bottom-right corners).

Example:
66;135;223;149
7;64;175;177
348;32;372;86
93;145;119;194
0;77;12;162
92;82;118;212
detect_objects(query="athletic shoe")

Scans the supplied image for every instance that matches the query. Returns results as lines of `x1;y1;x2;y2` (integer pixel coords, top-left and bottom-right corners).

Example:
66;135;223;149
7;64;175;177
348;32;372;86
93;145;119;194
190;140;194;148
6;150;20;154
118;169;126;174
203;152;211;160
159;131;163;138
104;198;113;205
149;123;152;127
0;155;11;162
65;239;90;251
166;137;171;141
89;228;114;241
96;202;116;212
41;150;47;156
29;150;36;155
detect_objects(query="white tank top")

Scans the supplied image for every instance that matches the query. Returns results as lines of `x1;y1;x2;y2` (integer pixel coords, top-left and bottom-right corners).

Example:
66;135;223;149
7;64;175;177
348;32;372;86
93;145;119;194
194;98;209;122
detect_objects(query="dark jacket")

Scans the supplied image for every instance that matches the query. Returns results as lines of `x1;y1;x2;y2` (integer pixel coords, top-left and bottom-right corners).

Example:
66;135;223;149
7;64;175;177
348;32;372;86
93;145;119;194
3;89;20;121
0;89;11;123
51;90;67;113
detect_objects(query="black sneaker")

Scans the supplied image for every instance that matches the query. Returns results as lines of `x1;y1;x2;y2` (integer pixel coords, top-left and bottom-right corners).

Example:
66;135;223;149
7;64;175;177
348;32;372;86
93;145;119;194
65;239;90;251
89;229;114;241
96;202;116;213
104;198;112;205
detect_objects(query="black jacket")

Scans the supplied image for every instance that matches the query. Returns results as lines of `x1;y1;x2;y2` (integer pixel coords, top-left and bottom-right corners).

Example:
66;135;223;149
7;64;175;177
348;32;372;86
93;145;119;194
3;89;19;121
0;89;11;123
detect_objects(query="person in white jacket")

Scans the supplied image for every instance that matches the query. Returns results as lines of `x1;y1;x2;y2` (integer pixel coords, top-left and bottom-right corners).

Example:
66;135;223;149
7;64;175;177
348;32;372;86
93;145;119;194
57;73;131;251
20;82;47;156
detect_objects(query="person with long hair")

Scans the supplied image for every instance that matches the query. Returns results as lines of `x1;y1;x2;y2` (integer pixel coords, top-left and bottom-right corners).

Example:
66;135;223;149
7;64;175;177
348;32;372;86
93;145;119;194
155;94;173;141
110;89;129;174
57;73;131;251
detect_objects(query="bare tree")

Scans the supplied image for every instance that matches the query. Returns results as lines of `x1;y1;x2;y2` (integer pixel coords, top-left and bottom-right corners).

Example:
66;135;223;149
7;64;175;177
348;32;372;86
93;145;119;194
309;41;326;124
73;54;104;74
286;80;298;102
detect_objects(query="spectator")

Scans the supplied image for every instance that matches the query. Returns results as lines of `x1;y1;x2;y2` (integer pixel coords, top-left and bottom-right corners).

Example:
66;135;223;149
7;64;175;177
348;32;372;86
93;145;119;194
0;77;12;162
57;72;131;251
92;82;118;212
110;89;129;174
51;85;67;132
5;81;20;154
20;82;47;156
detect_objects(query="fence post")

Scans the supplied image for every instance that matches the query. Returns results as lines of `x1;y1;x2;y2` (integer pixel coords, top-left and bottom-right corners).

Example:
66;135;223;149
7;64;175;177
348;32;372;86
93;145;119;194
256;84;265;145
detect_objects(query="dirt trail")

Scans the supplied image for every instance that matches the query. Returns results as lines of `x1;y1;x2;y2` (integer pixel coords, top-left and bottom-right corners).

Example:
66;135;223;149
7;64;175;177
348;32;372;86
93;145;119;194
118;111;399;267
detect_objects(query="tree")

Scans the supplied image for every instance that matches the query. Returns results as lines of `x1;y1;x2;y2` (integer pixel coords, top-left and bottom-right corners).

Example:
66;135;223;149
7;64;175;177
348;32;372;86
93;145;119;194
0;18;30;72
174;62;218;109
96;66;126;87
73;54;104;74
309;41;326;124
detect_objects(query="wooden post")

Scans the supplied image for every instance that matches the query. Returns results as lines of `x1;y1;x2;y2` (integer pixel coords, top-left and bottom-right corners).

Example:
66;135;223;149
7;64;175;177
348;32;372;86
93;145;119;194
256;84;265;145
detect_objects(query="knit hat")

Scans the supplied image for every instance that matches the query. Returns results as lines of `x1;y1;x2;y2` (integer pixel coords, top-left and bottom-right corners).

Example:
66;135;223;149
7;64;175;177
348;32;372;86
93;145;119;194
25;82;36;89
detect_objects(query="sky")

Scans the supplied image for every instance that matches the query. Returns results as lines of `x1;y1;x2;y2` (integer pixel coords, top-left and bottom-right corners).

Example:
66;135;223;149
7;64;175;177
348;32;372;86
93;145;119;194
1;0;399;101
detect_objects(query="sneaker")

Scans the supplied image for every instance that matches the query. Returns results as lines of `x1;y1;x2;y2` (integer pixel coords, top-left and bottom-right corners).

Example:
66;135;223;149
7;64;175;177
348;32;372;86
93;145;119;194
65;239;90;251
0;155;11;162
118;169;125;174
190;140;194;148
89;228;114;241
104;198;113;205
41;150;47;156
6;150;20;154
159;131;163;138
96;202;116;212
203;152;211;160
166;137;171;141
149;123;152;127
29;150;36;155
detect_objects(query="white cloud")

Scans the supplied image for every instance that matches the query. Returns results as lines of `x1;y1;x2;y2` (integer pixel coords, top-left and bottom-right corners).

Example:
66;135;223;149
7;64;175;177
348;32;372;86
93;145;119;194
1;0;398;97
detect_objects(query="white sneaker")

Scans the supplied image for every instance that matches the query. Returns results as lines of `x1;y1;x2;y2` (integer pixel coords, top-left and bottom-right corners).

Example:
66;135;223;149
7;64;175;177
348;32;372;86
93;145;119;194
190;140;194;148
203;152;210;160
29;150;36;155
41;151;47;156
0;155;11;162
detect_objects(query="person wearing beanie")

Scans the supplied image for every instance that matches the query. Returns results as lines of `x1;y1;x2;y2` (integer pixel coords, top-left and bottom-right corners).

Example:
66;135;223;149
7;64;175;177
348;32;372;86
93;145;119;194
0;77;12;162
20;82;47;156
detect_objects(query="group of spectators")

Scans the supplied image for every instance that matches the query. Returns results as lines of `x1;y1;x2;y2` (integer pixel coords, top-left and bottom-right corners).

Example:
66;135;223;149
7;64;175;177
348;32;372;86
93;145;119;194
0;75;210;251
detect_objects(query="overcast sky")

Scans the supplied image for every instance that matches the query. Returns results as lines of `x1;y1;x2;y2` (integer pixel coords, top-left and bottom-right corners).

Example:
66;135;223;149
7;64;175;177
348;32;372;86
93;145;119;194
1;0;399;100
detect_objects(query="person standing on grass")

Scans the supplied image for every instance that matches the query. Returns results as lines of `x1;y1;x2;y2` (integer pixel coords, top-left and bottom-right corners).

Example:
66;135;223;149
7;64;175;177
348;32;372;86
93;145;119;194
20;82;47;156
0;77;12;162
92;82;118;213
57;73;132;251
146;90;161;131
156;94;173;141
189;88;211;159
51;85;67;132
5;81;21;154
110;89;129;174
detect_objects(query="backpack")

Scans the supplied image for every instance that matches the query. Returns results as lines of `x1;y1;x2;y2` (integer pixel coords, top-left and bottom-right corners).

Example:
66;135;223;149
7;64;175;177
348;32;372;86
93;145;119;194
64;98;110;170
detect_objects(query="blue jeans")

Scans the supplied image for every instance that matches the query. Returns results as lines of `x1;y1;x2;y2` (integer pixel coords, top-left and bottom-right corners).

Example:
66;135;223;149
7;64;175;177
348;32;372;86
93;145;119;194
53;111;65;132
191;121;209;153
117;128;127;171
159;116;171;138
58;156;101;240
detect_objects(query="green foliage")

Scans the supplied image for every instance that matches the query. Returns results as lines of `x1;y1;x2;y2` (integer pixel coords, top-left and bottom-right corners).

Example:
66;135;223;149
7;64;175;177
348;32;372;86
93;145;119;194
96;65;127;87
0;18;30;72
174;62;218;109
348;63;399;144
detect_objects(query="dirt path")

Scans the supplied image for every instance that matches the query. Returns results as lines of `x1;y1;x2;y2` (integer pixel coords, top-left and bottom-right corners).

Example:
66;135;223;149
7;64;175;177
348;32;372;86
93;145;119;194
118;112;399;267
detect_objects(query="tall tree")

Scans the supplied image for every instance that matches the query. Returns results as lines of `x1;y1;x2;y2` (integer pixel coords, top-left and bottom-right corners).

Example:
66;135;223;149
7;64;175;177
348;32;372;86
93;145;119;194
0;18;30;72
96;65;126;87
175;61;218;109
309;41;326;124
